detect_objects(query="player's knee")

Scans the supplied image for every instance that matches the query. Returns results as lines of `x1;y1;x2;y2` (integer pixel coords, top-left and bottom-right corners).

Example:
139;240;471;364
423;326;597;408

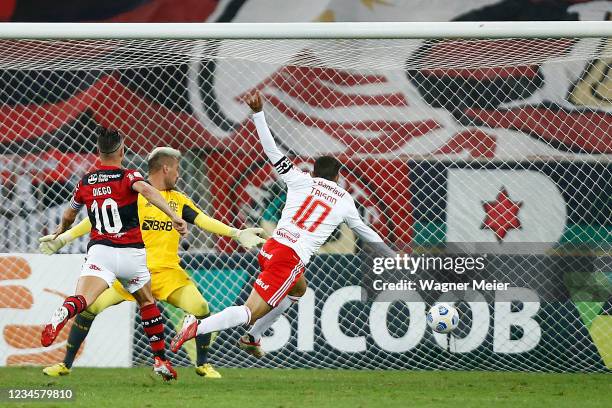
190;300;210;319
168;285;210;318
134;294;155;307
289;285;306;298
138;299;155;308
245;288;272;324
289;279;307;298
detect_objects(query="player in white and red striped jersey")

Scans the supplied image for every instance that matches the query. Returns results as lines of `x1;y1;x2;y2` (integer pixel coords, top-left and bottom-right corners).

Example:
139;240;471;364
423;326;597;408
171;91;385;357
41;127;187;381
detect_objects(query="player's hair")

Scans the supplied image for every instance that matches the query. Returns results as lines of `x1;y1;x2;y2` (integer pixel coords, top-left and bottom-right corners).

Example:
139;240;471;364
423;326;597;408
96;126;123;156
148;146;182;172
313;156;342;181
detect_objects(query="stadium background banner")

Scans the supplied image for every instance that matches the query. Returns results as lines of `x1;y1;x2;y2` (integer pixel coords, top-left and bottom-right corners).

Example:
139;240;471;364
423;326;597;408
3;29;609;161
0;255;133;368
1;0;611;254
1;0;611;165
128;253;611;371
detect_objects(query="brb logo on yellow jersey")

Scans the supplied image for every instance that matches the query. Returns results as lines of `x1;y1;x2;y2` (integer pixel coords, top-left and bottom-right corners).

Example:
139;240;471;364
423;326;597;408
142;219;173;231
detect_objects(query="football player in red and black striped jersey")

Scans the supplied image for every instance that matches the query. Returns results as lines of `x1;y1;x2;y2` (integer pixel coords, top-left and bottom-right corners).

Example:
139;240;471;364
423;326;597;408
41;127;187;381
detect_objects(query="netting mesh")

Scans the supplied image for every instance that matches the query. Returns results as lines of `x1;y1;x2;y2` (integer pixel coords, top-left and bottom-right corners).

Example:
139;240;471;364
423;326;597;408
0;37;610;71
0;36;610;372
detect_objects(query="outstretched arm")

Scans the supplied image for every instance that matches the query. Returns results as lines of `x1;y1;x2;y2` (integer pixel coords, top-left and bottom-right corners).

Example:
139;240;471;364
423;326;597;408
182;198;265;249
345;200;384;243
195;214;265;250
52;181;85;239
41;180;89;253
54;207;79;239
345;201;396;258
40;217;92;255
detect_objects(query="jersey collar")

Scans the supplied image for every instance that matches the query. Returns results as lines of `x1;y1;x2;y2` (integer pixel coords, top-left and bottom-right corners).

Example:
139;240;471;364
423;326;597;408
97;165;121;170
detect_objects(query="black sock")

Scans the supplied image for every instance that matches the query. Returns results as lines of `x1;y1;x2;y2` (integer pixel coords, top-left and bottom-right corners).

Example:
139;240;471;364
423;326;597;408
195;313;212;366
64;311;95;369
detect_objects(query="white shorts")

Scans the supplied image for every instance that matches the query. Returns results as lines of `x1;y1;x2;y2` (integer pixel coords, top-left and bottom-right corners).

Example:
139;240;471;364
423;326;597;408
80;245;151;294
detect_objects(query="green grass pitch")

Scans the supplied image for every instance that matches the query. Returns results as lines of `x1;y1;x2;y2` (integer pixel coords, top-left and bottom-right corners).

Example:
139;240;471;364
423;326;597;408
0;367;609;408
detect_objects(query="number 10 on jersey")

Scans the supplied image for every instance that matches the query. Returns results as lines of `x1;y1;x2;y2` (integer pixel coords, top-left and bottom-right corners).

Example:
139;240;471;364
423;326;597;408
91;198;123;233
292;196;332;232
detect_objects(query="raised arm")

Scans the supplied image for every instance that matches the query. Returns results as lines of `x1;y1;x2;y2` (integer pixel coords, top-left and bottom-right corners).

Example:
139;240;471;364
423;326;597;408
246;91;285;165
246;91;310;187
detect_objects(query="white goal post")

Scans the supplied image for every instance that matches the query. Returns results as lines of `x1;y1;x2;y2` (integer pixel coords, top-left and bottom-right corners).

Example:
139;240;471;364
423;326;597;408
0;22;610;372
0;21;611;39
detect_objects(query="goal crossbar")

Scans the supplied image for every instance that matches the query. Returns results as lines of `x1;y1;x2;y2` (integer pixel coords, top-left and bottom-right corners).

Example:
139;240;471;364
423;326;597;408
0;21;610;40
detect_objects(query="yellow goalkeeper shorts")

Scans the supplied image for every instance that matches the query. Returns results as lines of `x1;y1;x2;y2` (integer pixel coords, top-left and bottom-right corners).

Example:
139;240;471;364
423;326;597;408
113;266;194;302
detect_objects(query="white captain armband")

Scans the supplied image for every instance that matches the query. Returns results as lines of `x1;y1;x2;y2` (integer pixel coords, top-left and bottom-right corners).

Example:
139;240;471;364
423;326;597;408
69;199;83;211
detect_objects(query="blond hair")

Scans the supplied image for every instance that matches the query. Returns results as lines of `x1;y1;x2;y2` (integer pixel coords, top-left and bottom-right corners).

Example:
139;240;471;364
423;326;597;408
148;146;181;172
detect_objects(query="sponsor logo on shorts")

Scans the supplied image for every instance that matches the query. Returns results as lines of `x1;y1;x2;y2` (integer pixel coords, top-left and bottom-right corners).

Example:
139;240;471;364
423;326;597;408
255;278;270;290
129;277;140;285
89;264;102;271
259;249;273;260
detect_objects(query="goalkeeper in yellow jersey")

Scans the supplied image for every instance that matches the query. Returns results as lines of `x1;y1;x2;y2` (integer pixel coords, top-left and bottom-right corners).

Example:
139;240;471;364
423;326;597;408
39;147;265;378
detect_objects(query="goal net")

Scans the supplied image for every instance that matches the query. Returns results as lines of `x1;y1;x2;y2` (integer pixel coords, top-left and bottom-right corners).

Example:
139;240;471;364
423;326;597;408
0;24;610;372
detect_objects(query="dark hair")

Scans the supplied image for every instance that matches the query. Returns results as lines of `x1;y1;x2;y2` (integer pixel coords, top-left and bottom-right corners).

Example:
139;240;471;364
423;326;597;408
97;126;123;155
313;156;342;181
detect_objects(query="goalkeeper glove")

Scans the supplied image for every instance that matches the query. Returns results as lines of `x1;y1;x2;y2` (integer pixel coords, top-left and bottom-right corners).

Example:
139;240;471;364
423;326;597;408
231;228;266;250
39;232;74;255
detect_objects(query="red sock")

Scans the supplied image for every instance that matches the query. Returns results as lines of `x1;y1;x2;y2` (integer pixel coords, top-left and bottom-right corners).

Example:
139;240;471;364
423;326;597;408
140;303;166;359
63;295;87;319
